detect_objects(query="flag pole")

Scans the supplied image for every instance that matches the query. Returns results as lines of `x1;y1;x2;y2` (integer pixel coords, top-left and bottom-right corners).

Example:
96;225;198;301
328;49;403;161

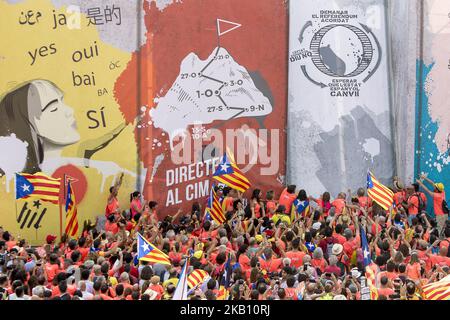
14;174;18;221
365;169;370;217
60;174;66;238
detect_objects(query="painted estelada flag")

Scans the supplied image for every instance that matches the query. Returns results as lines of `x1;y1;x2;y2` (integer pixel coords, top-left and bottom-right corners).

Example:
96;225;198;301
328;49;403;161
65;181;79;237
367;171;394;210
213;150;251;193
15;172;61;205
137;233;171;265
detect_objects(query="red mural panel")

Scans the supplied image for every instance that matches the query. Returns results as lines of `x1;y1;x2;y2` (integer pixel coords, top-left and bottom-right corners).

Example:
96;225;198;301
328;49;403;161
115;0;288;216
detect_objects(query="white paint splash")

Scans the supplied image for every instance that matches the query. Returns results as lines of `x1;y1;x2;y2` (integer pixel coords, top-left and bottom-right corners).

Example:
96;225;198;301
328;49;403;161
0;134;28;192
40;157;144;192
150;154;165;183
362;138;380;159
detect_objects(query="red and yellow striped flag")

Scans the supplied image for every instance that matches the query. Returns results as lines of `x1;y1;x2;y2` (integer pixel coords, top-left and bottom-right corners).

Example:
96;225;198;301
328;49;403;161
16;172;61;204
213;149;251;193
367;172;394;210
207;186;226;225
217;285;229;300
422;275;450;300
65;181;79;237
187;269;209;289
365;263;379;300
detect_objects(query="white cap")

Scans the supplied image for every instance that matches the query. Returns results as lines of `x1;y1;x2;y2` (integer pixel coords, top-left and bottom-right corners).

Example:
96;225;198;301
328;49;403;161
312;222;321;230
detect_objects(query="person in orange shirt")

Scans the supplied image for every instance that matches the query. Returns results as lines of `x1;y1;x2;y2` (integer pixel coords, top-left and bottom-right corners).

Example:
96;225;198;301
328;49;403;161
105;173;124;218
222;187;236;213
104;215;119;235
417;175;448;234
406;185;419;225
393;179;406;207
343;217;361;260
45;254;61;284
258;248;283;274
249;189;265;219
357;188;372;210
405;253;422;282
377;276;395;299
77;237;90;263
237;244;251;274
333;225;346;245
265;190;277;219
311;247;328;274
148;276;164;300
130;191;143;221
2;231;18;252
278;185;297;214
332;193;347;217
285;238;306;269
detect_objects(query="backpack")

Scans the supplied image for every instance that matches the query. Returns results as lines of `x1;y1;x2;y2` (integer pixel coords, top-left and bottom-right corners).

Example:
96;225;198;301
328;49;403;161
413;194;426;212
442;199;449;215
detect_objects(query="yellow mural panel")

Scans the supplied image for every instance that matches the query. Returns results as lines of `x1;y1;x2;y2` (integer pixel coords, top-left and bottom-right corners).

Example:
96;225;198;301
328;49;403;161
0;0;140;245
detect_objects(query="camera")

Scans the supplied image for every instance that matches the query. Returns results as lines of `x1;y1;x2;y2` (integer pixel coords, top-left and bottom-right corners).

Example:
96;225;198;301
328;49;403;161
238;279;245;285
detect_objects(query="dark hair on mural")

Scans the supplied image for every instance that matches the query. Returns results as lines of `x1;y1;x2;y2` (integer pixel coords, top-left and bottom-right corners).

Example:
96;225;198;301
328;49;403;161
0;82;43;173
0;80;62;174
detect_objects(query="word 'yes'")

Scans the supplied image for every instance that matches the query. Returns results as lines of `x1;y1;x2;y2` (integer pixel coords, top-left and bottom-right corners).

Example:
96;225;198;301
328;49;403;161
28;43;57;66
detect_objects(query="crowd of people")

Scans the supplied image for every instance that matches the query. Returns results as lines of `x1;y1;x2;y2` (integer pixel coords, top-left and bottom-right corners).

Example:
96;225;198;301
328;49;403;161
0;172;449;301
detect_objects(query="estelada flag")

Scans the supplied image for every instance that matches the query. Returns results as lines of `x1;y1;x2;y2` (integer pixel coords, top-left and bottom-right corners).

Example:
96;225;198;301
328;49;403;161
206;185;226;225
367;172;394;210
137;233;171;265
15;172;61;204
213;149;251;193
65;181;79;237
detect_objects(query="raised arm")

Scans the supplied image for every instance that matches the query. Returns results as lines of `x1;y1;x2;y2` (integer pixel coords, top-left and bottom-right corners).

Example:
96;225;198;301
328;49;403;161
416;179;433;197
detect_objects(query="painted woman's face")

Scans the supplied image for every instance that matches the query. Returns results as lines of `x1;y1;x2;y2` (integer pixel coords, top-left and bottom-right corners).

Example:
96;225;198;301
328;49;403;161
28;80;80;145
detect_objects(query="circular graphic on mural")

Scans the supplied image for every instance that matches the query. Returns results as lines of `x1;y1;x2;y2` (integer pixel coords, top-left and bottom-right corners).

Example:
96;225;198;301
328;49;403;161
310;24;374;78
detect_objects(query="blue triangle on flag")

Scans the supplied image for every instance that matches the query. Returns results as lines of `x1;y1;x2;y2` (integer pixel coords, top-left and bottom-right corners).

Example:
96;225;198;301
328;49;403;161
15;174;34;199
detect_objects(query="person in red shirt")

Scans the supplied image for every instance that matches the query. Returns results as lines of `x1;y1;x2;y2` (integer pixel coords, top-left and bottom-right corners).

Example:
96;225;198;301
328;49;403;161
333;224;346;245
393;179;406;207
105;173;124;218
265;190;277;219
357;187;372;211
285;238;306;268
278;185;297;214
45;254;61;283
417;176;447;234
249;189;265;219
258;248;283;274
130;191;143;221
148;276;164;300
406;185;419;225
331;193;347;217
377;276;395;299
104;215;119;235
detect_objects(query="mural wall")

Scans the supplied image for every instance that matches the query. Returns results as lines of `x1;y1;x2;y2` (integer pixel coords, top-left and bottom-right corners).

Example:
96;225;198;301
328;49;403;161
0;0;146;244
0;0;288;244
416;0;450;213
115;0;288;211
287;0;395;197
